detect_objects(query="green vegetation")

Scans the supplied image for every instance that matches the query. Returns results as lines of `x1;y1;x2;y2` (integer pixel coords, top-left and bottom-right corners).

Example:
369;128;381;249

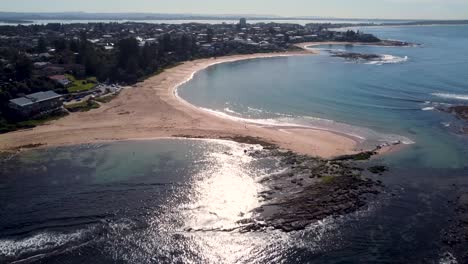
0;112;68;134
321;175;336;184
332;151;376;161
65;100;100;112
95;94;118;103
66;74;97;93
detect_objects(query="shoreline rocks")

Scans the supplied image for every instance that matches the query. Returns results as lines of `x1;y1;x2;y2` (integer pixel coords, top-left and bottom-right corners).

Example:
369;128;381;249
442;192;468;262
330;51;381;61
238;148;385;232
438;105;468;134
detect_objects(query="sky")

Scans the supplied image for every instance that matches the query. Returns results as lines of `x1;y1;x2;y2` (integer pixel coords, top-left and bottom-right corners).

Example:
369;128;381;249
1;0;468;20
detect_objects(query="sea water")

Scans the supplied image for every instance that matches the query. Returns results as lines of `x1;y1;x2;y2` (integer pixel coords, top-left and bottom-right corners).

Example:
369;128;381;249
1;139;464;263
2;25;468;263
178;25;468;168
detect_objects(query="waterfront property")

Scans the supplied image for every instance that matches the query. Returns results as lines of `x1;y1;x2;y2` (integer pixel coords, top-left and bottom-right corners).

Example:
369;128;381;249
9;91;63;117
48;75;72;87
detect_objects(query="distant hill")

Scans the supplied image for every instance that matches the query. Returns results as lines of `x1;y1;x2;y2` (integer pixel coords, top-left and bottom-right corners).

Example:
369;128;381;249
0;12;287;21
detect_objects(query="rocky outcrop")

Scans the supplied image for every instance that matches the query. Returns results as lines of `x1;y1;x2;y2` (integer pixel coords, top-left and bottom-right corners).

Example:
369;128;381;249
238;149;385;232
439;105;468;134
330;51;381;61
442;192;468;262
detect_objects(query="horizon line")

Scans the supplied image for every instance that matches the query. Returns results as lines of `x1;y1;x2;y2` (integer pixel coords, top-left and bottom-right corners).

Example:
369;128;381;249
0;11;467;21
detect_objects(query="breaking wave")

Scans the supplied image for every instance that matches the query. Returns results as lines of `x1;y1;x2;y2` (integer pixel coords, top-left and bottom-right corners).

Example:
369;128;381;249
0;218;139;262
422;107;435;111
0;229;91;261
432;93;468;101
200;107;414;146
366;55;409;65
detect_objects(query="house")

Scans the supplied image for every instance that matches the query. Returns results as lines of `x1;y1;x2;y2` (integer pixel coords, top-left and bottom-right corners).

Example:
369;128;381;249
33;62;50;69
49;75;72;87
9;91;63;117
42;65;66;76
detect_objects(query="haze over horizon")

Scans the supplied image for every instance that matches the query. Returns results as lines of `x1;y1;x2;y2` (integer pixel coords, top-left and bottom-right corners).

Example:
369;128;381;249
2;0;468;20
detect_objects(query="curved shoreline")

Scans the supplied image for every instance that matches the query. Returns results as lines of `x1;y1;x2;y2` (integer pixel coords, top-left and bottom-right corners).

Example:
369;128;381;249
0;45;384;158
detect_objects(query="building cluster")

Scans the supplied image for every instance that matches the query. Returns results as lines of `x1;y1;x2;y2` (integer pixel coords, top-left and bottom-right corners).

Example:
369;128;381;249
0;19;377;58
0;19;379;118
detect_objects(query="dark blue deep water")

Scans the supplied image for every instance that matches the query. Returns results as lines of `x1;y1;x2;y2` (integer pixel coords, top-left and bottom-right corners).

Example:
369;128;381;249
2;25;468;263
1;140;466;263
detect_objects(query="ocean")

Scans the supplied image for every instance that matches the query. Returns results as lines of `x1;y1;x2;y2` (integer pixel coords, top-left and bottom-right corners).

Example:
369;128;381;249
2;25;468;263
178;25;468;169
1;140;464;263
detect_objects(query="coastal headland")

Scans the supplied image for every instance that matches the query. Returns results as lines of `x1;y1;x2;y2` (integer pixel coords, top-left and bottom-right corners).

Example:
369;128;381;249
0;42;399;158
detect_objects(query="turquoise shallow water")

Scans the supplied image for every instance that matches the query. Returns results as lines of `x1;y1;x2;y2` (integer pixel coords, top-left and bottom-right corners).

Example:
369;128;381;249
179;25;468;168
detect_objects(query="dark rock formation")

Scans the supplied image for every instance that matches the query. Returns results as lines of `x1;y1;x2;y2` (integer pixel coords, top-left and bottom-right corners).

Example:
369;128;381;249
379;40;414;47
438;105;468;134
368;165;389;174
445;106;468;121
330;51;381;61
238;149;383;232
442;193;468;262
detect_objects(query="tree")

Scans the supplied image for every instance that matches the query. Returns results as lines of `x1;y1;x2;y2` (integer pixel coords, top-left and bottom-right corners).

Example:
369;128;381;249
14;55;32;81
117;37;139;68
206;28;214;43
69;40;80;53
36;37;48;53
159;34;173;53
53;39;67;52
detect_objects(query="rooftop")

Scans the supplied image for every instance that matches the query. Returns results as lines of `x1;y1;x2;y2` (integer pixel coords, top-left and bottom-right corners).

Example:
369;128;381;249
10;91;62;107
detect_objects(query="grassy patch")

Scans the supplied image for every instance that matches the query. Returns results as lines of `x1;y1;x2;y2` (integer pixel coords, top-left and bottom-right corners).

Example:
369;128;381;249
65;100;100;112
321;175;336;184
0;112;68;134
332;151;376;161
66;74;97;93
95;94;118;103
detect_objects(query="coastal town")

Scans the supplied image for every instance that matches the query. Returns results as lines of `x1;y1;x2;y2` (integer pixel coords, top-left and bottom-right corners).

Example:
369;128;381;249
0;19;384;132
1;0;468;262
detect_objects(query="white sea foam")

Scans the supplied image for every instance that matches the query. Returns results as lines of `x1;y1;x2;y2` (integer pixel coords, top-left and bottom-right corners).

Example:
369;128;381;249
199;107;415;146
432;93;468;101
442;122;451;127
0;229;89;258
366;55;409;65
422;107;435;111
439;251;458;264
224;107;239;115
247;106;265;114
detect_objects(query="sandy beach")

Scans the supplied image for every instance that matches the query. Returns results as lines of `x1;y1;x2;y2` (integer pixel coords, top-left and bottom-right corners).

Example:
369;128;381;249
0;45;364;158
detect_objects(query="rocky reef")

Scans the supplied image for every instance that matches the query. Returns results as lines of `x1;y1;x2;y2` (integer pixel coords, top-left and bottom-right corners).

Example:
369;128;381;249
445;105;468;121
439;105;468;134
379;40;415;47
442;192;468;262
237;147;385;232
330;51;381;61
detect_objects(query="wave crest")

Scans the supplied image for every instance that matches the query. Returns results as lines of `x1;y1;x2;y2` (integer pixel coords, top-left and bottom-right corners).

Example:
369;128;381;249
432;93;468;101
200;107;415;146
366;55;408;65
